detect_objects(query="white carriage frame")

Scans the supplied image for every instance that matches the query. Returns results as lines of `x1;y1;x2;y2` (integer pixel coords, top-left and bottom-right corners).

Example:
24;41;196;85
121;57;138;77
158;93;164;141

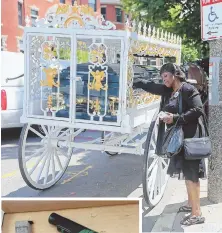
21;3;182;155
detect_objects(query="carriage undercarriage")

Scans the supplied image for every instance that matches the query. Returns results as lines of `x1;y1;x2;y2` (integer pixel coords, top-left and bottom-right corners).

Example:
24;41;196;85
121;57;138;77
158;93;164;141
19;107;170;206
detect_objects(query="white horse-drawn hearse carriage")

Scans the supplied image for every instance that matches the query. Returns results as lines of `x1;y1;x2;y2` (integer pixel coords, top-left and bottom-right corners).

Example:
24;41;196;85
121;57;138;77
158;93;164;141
19;2;182;206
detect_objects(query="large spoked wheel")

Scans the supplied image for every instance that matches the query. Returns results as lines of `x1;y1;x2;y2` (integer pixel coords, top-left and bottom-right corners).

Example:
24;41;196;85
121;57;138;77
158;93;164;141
18;124;73;190
143;110;170;207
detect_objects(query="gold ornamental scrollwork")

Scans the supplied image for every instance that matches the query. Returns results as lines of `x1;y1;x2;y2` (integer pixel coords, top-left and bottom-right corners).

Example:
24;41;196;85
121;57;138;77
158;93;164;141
88;70;108;91
108;97;119;116
90;99;101;115
41;67;59;88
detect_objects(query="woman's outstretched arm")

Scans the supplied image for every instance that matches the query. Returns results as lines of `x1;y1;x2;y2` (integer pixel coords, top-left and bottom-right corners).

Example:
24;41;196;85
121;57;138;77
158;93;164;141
133;78;172;96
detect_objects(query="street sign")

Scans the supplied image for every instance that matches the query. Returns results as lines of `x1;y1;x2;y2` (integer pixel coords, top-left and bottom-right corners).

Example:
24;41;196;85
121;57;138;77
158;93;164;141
201;0;222;41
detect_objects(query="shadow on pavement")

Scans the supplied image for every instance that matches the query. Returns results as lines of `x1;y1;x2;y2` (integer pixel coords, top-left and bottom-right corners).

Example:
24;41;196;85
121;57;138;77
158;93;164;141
2;150;143;198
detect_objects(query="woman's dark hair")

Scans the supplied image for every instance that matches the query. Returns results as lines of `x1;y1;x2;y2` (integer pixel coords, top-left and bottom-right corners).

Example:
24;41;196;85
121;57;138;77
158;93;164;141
160;63;186;81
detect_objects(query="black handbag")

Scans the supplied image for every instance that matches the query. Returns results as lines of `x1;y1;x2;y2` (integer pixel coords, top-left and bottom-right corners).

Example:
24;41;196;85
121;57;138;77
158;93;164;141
161;88;184;158
184;112;211;160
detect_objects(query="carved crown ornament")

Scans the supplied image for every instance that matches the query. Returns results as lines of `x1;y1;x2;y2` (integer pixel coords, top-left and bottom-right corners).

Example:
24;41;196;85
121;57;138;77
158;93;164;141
25;2;116;30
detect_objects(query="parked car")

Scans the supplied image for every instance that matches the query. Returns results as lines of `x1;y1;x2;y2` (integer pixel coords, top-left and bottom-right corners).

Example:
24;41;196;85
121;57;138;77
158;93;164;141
1;51;24;129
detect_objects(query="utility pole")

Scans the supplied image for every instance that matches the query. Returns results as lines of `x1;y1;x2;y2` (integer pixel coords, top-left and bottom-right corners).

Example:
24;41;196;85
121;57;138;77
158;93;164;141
200;1;222;203
208;39;222;203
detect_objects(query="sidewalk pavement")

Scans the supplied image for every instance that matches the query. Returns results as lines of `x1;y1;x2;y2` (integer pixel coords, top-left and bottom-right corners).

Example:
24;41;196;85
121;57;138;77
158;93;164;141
144;177;222;233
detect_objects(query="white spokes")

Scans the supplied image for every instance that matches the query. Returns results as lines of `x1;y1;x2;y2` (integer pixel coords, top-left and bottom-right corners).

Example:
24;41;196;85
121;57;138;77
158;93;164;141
44;152;51;185
147;158;169;202
146;118;169;205
40;125;49;136
54;148;64;171
22;124;72;188
29;126;46;139
147;157;158;176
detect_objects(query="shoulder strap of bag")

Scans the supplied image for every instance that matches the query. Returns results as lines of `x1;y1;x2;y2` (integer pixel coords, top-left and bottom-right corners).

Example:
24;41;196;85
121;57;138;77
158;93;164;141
173;83;185;127
200;111;209;136
178;82;186;114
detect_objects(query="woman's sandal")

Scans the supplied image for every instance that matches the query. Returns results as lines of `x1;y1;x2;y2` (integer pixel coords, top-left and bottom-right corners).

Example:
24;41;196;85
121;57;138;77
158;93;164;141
178;206;192;213
180;215;205;226
180;213;191;224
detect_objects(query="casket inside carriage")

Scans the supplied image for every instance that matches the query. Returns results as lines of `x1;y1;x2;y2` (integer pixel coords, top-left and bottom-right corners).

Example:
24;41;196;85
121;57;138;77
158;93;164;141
21;3;182;133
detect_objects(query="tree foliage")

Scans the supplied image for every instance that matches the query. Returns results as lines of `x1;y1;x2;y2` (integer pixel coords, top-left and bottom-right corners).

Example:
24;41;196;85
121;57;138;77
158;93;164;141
182;44;199;63
121;0;209;58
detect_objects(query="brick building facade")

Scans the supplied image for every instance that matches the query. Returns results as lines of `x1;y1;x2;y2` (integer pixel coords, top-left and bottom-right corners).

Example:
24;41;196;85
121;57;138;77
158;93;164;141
100;0;126;30
1;0;101;52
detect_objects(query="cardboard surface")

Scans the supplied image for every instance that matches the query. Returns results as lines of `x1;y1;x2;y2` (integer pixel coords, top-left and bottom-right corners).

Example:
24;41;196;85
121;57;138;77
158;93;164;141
2;200;138;213
2;201;139;233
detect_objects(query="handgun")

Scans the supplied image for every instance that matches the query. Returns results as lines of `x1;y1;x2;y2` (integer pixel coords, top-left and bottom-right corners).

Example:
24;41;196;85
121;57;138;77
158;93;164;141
48;213;98;233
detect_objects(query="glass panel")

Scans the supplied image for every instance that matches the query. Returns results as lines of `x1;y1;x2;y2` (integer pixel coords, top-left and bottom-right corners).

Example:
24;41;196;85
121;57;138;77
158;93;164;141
31;9;38;16
75;38;121;123
88;0;96;11
27;35;71;120
116;8;122;23
19;40;23;52
101;7;106;19
18;2;23;26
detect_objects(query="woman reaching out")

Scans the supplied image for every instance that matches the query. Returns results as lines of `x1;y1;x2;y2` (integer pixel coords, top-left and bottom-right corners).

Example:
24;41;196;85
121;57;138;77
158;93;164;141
133;63;206;226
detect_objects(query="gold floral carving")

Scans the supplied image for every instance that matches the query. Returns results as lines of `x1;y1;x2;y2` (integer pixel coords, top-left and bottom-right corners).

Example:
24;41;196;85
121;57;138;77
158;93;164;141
47;95;53;109
56;4;69;15
89;44;106;64
42;44;57;60
131;41;180;58
56;2;97;28
90;99;101;114
108;97;119;116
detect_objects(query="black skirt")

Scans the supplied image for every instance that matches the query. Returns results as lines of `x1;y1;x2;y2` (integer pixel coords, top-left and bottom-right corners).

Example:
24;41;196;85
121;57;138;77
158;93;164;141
167;149;206;182
167;124;207;182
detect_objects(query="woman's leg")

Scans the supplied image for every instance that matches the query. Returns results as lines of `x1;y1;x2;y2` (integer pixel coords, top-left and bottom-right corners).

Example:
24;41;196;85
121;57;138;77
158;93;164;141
185;180;192;207
195;180;201;214
186;180;201;216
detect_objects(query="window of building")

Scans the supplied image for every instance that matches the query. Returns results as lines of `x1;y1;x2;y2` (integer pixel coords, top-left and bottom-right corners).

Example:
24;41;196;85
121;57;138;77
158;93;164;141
16;37;23;52
19;39;23;52
60;0;66;3
31;9;39;27
101;7;106;20
89;0;96;11
116;8;123;23
18;2;23;26
1;36;8;51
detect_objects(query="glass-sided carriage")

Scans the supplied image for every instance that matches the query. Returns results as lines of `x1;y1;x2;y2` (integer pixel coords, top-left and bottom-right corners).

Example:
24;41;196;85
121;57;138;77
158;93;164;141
19;3;182;205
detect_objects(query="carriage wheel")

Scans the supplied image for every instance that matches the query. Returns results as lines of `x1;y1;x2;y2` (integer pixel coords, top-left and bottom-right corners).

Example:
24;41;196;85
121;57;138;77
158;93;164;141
18;124;73;190
142;110;170;207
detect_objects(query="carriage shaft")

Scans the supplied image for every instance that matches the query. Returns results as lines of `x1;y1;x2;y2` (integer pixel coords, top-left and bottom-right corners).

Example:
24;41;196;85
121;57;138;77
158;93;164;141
57;140;144;155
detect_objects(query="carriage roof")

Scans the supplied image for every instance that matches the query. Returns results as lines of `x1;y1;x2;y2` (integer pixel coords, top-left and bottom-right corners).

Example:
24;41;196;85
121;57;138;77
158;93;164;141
24;2;182;63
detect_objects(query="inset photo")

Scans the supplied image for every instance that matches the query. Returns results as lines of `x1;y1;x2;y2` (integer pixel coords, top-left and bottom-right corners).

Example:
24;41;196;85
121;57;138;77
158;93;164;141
2;199;140;233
